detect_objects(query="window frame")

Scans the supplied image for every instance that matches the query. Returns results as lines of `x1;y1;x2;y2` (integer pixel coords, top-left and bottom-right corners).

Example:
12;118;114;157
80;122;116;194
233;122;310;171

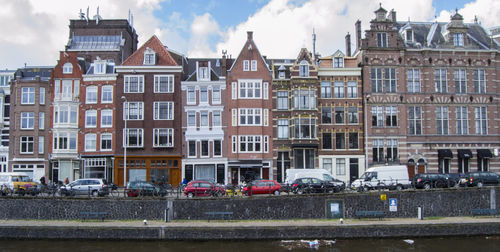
436;106;449;135
124;75;144;93
20;112;34;129
153;101;174;120
85;110;97;128
277;119;289;139
85;133;97;152
407;69;421;93
435;69;447;93
408;106;422;135
473;69;486;94
123;102;144;120
456;106;468;135
153;128;174;148
101;109;113;128
123;128;144;148
20;136;34;154
21;87;35;104
62;63;73;74
277;91;289;110
100;133;112;151
101;85;113;103
86;86;98;104
377;32;387;47
454;69;467;94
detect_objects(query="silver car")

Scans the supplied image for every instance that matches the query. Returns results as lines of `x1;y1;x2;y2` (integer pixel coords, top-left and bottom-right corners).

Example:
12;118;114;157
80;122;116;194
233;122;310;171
60;179;108;196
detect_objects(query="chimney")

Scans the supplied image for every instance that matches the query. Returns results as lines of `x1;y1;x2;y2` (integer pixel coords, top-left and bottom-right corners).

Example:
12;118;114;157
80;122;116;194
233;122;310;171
345;33;351;57
221;50;227;76
388;9;397;23
355;20;362;52
247;31;253;41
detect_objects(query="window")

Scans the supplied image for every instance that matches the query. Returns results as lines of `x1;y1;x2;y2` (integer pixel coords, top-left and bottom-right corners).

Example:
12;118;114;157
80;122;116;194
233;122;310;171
101;86;113;103
294;116;316;139
239;108;261;126
21;87;35;104
322;107;332;124
335;107;345;124
299;60;309;77
279;71;285;79
40;87;45;104
277;119;289;139
335;132;345;149
124;102;144;120
38;136;44;154
322;132;332;150
384;68;396;92
239;135;262;153
473;69;486;93
386;139;398;161
94;62;106;74
200;111;209;127
198;67;209;80
454;69;466;93
294;149;315;169
231;109;237;126
39;112;44;129
212;86;221;104
385;106;397;126
153;102;173;120
144;51;156;65
86;86;97;104
101;110;112;128
371;68;382;92
320;82;331;98
101;134;112;151
251;60;257;71
336;159;346;176
409;106;422;135
377;33;387;47
435;69;447;93
243;60;249;71
348;107;359;124
372;139;384;163
347;82;357;98
85;134;97;151
61;80;73;100
201;140;209;157
238;80;262;99
475;107;487;135
349;132;359;149
188;140;196;157
153;128;174;147
21;112;34;129
436;106;449;135
212;111;221;127
277;91;289;110
231;82;236;99
231;136;237;153
293;89;316;110
124;75;144;93
187;87;196;104
63;63;73;74
53;105;78;124
263;109;269;126
53;132;77;150
154;75;174;93
334;82;344;98
214;140;222;156
124;128;143;147
20;136;34;153
264;82;269;100
453;33;464;46
334;57;343;68
407;69;421;93
323;158;332;174
85;110;97;128
371;106;384;127
200;87;208;103
406;30;413;41
456;106;468;135
187;111;196;127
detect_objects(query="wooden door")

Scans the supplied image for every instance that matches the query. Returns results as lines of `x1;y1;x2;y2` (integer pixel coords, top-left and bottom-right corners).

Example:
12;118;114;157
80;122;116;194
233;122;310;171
262;168;269;179
417;165;426;174
170;169;180;186
407;165;415;179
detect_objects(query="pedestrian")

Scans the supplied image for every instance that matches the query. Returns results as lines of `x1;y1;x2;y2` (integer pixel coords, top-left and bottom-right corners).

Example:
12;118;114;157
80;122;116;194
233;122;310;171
181;178;187;185
39;176;46;186
64;177;69;185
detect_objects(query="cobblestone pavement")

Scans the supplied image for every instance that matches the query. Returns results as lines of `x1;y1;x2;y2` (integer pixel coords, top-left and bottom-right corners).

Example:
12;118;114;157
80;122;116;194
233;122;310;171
0;217;498;228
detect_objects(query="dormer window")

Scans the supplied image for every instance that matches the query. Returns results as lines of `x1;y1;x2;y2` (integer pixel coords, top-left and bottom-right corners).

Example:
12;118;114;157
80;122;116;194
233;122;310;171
143;48;156;65
63;63;73;74
453;33;464;46
279;71;285;79
299;60;309;77
199;67;209;81
405;29;413;42
377;33;387;47
94;61;106;74
334;57;344;68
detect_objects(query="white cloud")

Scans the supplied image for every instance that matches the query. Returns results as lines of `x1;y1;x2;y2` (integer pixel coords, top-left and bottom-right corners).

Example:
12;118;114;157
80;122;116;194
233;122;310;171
436;0;500;28
188;13;222;57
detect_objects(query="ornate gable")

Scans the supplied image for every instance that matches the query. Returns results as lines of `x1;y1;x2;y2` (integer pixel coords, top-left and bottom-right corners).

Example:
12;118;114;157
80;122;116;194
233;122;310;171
121;35;178;66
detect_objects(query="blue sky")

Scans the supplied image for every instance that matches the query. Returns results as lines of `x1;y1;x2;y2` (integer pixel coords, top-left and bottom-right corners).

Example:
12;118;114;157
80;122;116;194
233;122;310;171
0;0;498;69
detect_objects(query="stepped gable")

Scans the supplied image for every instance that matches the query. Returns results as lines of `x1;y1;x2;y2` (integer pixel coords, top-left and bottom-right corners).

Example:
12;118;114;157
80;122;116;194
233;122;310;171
121;35;178;66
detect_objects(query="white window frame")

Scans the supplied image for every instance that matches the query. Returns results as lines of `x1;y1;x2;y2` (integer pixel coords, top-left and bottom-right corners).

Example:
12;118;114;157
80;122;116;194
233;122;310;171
21;87;35;104
63;63;73;74
198;66;209;81
243;60;250;71
238;80;262;99
251;60;257;71
239;135;262;153
101;85;113;103
187;111;196;127
187;87;196;104
124;75;144;93
239;108;262;126
435;69;447;93
21;112;34;129
334;82;344;98
200;87;208;103
212;111;221;127
20;136;34;154
263;109;268;126
277;119;289;139
277;91;289;110
52;132;77;151
475;106;487;135
85;133;97;152
85;110;97;128
39;87;45;104
123;102;144;120
336;158;346;176
231;82;236;100
334;57;344;68
200;140;209;157
101;109;113;128
232;109;237;126
294;116;316;139
473;69;486;94
100;133;112;151
321;82;331;98
384;68;397;93
454;69;467;94
377;32;387;47
372;106;384;127
232;136;237;153
200;111;209;127
263;82;268;100
94;62;106;74
293;89;316;110
153;102;174;120
407;69;421;93
347;81;357;98
38;136;44;154
39;112;44;130
144;51;156;65
453;33;464;46
456;106;468;135
53;105;78;125
154;75;174;93
153;128;174;148
212;86;221;104
409;106;422;135
348;107;359;124
86;86;98;104
123;128;144;148
299;60;309;77
436;106;449;135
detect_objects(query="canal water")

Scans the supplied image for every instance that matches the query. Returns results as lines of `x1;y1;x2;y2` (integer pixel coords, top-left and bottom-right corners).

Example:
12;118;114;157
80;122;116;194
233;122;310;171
0;236;499;251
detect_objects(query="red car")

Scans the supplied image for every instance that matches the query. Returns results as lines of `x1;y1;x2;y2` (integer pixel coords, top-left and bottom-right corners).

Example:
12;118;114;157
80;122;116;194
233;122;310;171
184;180;225;198
242;180;281;196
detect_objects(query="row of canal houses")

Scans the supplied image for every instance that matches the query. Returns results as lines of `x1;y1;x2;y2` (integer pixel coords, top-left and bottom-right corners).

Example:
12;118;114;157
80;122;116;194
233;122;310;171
7;6;500;186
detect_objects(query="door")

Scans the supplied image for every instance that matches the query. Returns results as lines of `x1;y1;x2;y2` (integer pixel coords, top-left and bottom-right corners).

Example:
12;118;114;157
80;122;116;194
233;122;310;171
407;165;415;179
262;168;269;179
170;168;180;186
349;159;359;183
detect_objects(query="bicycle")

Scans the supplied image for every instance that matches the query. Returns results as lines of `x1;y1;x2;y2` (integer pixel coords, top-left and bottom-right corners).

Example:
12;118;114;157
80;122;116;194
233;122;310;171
0;185;12;196
107;183;120;197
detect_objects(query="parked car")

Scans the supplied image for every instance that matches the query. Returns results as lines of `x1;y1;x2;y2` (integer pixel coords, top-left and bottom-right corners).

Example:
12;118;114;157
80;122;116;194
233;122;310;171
291;177;342;194
459;171;500;187
351;165;410;191
412;173;449;189
293;171;345;191
184;180;225;198
444;173;461;187
0;172;38;195
59;178;108;196
242;180;281;196
125;181;164;197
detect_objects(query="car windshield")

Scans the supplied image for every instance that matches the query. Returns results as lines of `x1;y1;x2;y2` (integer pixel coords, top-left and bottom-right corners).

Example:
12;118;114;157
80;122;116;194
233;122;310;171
360;172;377;180
14;176;32;182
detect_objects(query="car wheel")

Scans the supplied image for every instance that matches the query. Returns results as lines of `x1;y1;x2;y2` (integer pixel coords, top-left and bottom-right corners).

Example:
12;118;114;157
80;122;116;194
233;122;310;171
187;192;194;198
396;185;403;191
363;186;370;192
273;190;280;196
92;190;99;197
477;181;483;188
424;183;431;190
297;188;304;195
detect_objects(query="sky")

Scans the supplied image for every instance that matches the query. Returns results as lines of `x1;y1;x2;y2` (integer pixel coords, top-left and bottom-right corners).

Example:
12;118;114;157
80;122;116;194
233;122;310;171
0;0;498;70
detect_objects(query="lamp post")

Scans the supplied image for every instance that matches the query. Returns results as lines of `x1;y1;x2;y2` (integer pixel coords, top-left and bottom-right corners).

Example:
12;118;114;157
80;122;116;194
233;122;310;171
121;96;127;186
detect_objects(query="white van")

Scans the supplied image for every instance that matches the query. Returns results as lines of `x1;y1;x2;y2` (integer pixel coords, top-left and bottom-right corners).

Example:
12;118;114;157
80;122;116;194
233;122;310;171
350;165;410;191
285;169;330;185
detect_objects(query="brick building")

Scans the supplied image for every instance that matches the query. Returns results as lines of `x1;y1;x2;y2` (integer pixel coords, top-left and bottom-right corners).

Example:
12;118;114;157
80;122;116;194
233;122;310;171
0;70;14;173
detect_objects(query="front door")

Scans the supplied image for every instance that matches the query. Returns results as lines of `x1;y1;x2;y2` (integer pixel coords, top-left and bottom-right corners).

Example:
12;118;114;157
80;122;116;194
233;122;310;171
262;168;269;180
407;165;415;179
349;159;359;183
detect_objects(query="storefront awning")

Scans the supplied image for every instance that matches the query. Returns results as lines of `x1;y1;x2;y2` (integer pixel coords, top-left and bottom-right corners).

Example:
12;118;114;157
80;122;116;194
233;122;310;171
437;149;453;159
477;149;493;159
457;149;473;159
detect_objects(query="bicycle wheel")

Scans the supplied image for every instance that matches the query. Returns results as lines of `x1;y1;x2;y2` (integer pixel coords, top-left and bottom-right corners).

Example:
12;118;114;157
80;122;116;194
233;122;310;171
111;189;119;197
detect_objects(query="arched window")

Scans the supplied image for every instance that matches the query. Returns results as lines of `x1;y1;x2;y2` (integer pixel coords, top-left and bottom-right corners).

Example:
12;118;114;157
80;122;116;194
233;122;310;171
299;60;309;77
62;63;73;74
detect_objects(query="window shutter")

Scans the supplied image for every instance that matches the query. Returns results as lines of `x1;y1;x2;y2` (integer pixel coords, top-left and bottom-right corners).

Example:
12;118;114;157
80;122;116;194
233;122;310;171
263;82;268;100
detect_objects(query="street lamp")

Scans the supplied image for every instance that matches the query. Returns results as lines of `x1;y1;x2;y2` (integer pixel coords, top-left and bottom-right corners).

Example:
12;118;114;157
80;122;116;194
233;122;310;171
121;96;127;187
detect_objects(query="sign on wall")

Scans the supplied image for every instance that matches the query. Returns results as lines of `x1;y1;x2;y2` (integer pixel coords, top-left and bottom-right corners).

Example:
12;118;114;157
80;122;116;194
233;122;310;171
389;198;397;212
326;199;343;219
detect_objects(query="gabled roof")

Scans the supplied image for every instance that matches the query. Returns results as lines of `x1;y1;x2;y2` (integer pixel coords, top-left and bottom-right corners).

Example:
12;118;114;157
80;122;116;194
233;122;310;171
332;50;345;58
121;35;178;66
185;58;224;81
228;31;271;72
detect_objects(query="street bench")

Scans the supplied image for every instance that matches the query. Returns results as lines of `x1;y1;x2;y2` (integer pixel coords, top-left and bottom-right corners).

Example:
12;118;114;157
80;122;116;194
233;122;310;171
471;208;498;217
80;211;107;221
204;211;233;222
355;210;385;219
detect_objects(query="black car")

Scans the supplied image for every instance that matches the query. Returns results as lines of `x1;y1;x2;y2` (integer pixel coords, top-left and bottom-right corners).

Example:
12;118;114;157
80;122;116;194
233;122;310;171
412;173;449;189
460;171;500;187
291;177;341;194
444;173;461;187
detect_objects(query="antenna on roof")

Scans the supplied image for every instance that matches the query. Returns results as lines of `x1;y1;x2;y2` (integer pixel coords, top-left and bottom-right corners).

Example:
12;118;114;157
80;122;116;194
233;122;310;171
312;28;317;61
79;9;85;20
86;6;89;23
128;9;131;23
95;6;100;24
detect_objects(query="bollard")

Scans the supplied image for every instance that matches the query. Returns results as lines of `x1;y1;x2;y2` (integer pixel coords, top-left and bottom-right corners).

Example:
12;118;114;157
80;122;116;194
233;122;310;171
417;207;423;220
